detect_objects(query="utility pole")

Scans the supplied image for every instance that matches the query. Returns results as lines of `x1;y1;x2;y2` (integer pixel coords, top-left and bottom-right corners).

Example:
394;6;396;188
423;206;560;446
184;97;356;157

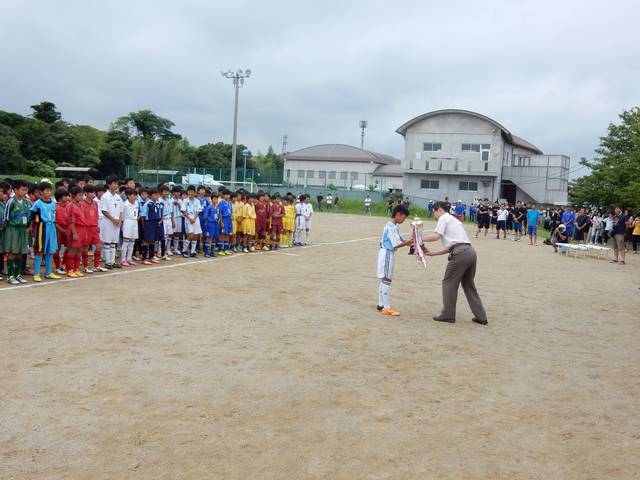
221;69;252;183
359;120;368;149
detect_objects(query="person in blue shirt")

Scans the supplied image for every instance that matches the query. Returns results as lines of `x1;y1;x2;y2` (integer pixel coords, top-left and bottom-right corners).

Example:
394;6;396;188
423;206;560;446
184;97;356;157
427;200;434;217
454;201;465;221
561;206;575;240
30;182;60;282
218;189;234;255
203;192;221;257
527;203;541;246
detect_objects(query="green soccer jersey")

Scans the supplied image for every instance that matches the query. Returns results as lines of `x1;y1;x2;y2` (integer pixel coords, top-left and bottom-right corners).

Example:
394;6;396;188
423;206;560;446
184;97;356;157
6;197;31;227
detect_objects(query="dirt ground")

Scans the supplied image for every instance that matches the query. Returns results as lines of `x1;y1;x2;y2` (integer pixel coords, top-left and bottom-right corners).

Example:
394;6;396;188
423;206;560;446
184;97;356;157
1;212;639;479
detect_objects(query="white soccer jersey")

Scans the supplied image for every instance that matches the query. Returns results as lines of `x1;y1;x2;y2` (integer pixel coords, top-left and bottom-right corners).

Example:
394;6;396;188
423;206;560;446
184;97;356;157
100;190;123;219
302;203;313;219
377;221;404;279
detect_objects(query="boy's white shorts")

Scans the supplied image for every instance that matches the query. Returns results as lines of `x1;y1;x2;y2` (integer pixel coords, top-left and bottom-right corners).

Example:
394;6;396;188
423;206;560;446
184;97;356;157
377;248;395;279
100;219;121;244
185;218;202;235
163;217;174;236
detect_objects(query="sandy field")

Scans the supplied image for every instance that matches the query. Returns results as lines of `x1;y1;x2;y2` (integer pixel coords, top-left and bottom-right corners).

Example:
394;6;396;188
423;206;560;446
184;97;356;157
1;212;639;479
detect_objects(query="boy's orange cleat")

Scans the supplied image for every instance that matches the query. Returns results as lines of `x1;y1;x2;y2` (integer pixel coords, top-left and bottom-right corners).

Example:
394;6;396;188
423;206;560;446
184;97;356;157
67;271;78;278
380;308;400;317
74;270;85;277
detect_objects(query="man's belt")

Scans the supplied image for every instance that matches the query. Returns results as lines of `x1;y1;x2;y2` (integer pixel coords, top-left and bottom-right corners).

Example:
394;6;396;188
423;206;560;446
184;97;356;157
449;242;470;253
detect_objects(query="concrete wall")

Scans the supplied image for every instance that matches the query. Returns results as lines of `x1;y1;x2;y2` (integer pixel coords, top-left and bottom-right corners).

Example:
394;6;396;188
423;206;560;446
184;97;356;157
502;155;569;205
403;173;496;203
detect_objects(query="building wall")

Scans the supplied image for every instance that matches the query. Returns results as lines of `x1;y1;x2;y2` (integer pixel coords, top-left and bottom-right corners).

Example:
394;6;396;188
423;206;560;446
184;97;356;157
403;173;495;203
283;159;380;188
502;155;569;205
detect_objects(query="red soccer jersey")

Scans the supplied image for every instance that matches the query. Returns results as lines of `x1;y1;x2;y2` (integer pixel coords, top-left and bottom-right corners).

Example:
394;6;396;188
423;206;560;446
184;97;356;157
270;202;284;225
82;199;99;227
55;201;71;227
255;200;268;221
70;201;87;227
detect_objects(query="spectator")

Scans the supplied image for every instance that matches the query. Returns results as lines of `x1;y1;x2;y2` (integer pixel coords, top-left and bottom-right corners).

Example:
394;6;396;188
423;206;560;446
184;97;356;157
387;197;394;215
427;200;434;217
453;201;465;222
561;206;575;241
316;194;323;212
574;207;590;244
334;195;340;210
632;213;640;254
603;212;614;244
325;193;333;212
364;195;372;216
588;210;603;244
610;206;629;265
402;196;410;209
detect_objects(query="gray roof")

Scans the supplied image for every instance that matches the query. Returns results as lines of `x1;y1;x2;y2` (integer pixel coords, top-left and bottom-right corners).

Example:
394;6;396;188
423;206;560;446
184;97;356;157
285;144;400;165
373;163;402;177
395;109;543;154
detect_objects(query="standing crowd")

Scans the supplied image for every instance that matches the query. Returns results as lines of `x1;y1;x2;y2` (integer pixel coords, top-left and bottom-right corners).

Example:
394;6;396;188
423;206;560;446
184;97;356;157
0;175;315;285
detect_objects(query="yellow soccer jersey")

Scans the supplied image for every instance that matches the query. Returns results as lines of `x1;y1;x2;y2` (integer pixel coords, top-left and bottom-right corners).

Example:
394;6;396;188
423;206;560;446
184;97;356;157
242;203;256;236
284;204;295;231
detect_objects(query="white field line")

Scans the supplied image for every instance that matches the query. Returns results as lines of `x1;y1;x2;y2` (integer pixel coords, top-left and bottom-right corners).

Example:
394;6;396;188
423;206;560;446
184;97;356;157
0;235;381;293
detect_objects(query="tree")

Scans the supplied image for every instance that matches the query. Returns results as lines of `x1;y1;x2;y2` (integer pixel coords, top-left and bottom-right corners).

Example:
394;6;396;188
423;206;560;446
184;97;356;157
30;101;62;124
570;107;640;210
0;125;26;173
98;140;130;176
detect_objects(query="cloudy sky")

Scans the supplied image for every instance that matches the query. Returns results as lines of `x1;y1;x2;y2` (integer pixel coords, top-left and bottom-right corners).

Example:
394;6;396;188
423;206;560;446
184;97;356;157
2;0;639;175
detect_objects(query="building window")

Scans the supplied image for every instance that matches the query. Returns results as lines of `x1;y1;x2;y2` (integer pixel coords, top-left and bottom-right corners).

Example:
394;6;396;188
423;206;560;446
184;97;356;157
286;169;291;179
307;170;314;178
318;170;326;179
328;171;336;179
459;181;478;191
423;142;442;151
340;171;348;180
350;172;358;180
462;143;481;152
481;150;489;161
484;162;489;171
421;179;439;189
482;144;491;150
297;169;305;178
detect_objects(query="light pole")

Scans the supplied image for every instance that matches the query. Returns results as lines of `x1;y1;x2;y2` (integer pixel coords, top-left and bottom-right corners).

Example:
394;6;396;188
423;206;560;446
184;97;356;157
221;68;252;184
242;148;250;184
359;120;368;149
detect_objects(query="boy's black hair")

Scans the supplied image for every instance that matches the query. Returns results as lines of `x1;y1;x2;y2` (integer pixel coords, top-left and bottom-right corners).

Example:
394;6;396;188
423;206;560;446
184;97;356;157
134;182;142;189
95;184;105;193
140;187;150;195
38;181;53;192
392;205;410;218
217;185;225;192
83;184;95;193
55;180;65;189
105;175;119;186
54;188;69;201
171;185;182;194
432;201;450;212
13;179;28;190
124;177;134;184
84;175;94;183
186;185;196;192
148;187;158;196
159;184;169;192
28;183;39;195
69;185;82;197
125;188;137;197
197;185;206;191
210;191;219;198
230;192;237;198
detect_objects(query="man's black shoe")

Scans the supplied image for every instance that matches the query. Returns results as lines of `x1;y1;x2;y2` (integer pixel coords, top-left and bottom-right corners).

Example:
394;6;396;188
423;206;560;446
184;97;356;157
376;305;383;311
433;315;455;323
472;317;488;325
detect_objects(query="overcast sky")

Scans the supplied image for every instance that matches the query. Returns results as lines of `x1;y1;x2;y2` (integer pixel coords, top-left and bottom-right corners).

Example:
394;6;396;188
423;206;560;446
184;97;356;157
2;0;639;176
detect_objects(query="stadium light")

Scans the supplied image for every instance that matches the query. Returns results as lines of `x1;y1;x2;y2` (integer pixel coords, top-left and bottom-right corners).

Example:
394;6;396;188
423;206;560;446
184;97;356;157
221;69;252;183
359;120;368;149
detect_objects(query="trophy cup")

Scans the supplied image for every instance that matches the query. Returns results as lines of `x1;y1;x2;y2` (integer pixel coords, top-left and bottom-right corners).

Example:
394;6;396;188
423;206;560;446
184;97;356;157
409;217;428;268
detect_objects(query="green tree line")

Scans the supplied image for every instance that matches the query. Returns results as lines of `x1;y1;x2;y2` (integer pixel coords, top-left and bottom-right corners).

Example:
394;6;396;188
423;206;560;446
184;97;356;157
570;106;640;211
0;101;283;179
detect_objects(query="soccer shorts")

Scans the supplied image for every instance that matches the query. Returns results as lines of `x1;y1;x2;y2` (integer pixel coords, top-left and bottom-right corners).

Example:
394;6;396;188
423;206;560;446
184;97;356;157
100;220;121;244
376;248;395;280
496;220;506;231
69;226;88;249
271;222;283;235
85;226;100;246
222;217;232;235
477;218;490;229
256;220;267;237
185;218;202;235
5;225;30;255
527;225;537;236
204;222;220;238
163;217;174;236
514;221;522;230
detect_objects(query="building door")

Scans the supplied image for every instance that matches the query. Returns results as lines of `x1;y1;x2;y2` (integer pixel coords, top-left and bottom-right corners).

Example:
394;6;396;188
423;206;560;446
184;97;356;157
501;181;516;204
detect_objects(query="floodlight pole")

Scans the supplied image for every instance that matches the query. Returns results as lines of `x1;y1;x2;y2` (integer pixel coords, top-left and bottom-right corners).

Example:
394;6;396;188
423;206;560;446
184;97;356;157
359;120;368;149
221;69;252;183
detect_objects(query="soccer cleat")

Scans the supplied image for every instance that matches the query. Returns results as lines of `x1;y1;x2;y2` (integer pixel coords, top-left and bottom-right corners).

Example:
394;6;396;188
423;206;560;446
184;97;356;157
74;270;85;277
151;258;160;264
243;248;249;253
162;255;170;261
380;308;400;317
67;271;78;278
250;246;256;252
112;263;122;269
56;268;66;275
262;245;270;251
95;266;109;272
45;273;62;280
190;252;197;258
33;275;43;283
16;275;28;284
8;276;20;285
376;305;383;311
84;267;94;274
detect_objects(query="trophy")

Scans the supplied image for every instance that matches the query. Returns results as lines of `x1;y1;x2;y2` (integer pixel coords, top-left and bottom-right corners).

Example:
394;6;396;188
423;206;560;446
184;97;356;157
409;217;428;268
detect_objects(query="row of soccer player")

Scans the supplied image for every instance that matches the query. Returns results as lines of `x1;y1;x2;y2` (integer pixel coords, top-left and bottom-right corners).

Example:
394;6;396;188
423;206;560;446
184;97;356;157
0;176;314;285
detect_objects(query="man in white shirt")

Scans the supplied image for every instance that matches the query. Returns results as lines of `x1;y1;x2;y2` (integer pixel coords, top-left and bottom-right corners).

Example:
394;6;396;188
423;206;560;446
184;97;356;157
422;201;488;325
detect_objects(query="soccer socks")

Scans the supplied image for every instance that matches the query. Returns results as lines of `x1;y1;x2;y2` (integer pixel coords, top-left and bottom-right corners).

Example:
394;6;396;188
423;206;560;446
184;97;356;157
93;247;102;268
203;242;210;256
190;240;197;254
82;250;89;268
379;281;391;309
74;254;82;272
33;255;43;275
44;254;53;276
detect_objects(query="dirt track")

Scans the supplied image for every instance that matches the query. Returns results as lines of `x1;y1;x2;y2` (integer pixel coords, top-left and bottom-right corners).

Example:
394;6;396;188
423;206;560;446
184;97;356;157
1;212;639;479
